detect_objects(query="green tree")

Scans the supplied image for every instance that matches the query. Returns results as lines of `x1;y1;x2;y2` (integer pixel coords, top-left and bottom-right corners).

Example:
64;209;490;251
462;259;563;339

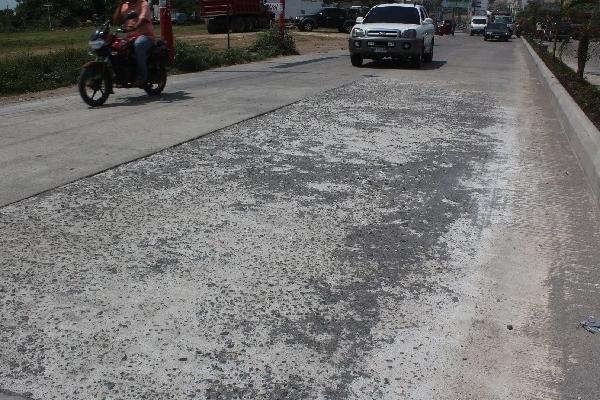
564;0;600;79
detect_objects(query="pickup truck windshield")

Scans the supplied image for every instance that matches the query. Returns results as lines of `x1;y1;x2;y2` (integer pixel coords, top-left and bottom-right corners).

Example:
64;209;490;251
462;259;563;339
473;19;487;24
363;7;420;24
487;23;507;30
494;16;512;23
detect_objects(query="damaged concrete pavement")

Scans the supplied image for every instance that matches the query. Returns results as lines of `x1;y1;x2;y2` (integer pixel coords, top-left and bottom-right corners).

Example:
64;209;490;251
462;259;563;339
1;36;599;399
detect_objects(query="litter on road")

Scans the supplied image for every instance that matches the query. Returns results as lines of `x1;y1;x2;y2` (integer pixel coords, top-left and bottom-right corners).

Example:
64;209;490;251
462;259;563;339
580;316;600;334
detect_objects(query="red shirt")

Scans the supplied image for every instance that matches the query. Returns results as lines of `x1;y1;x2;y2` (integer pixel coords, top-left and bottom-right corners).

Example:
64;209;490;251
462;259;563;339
120;0;155;39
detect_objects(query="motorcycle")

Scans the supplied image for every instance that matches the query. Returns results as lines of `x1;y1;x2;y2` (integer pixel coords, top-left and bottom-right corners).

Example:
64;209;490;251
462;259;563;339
78;12;168;107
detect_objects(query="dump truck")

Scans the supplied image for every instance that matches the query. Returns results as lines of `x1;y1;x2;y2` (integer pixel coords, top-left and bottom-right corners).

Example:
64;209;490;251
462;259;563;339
200;0;273;33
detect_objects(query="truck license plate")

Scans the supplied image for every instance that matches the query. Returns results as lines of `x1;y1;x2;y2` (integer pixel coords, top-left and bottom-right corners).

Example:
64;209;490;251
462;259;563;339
375;48;386;53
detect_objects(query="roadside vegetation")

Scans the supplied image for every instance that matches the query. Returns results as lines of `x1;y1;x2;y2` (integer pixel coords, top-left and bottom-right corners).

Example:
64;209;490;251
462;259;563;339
174;25;297;72
0;48;90;95
518;0;600;129
526;37;600;130
519;0;599;78
0;25;297;96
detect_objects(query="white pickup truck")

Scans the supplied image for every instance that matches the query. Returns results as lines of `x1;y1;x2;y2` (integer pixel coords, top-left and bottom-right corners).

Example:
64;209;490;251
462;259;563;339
348;3;435;68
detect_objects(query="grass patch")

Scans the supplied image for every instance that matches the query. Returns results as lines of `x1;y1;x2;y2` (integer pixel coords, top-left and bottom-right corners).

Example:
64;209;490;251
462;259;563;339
0;28;90;54
0;48;91;95
0;24;208;57
526;36;600;130
0;25;297;96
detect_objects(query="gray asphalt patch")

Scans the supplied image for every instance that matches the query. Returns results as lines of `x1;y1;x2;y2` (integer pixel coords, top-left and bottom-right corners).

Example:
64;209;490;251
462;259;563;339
0;78;499;399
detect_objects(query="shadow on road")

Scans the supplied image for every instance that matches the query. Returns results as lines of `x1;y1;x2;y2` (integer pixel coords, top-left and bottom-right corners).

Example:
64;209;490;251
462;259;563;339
363;60;447;70
98;90;193;108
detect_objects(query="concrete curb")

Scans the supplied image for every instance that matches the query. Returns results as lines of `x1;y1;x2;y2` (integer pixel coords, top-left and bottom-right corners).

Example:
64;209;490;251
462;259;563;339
523;38;600;207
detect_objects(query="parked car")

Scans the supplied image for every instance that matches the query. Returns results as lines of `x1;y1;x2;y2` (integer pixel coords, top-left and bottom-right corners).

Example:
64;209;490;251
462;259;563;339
470;16;487;35
484;22;510;41
436;19;454;36
348;3;435;68
294;6;369;33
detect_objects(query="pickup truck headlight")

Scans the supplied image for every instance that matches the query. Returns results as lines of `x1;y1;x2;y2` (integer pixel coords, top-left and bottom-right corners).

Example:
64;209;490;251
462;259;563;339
351;27;365;37
402;29;417;39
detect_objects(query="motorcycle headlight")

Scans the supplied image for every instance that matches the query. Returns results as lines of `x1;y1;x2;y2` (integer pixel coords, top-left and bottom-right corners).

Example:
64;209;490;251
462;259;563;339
88;39;105;51
402;29;417;39
351;27;365;37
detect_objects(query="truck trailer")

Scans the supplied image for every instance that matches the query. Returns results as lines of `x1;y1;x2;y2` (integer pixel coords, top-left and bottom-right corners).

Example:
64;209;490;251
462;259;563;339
200;0;273;33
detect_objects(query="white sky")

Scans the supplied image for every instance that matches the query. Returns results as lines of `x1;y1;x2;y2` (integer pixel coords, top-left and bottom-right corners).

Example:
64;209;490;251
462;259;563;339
4;0;16;9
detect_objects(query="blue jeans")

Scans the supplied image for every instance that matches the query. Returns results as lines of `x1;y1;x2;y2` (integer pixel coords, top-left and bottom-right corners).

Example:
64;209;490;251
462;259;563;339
134;35;154;81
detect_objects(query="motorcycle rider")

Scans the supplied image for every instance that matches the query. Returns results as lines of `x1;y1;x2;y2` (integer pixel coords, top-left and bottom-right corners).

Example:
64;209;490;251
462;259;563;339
113;0;155;87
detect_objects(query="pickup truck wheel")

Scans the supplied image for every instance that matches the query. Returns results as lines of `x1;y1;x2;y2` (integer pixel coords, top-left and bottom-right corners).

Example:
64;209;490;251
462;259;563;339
350;54;363;67
424;39;433;63
244;16;256;32
207;19;218;34
231;16;245;33
302;21;314;32
413;46;424;69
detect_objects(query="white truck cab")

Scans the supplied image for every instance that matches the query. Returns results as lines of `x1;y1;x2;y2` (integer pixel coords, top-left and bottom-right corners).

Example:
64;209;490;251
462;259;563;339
348;3;435;68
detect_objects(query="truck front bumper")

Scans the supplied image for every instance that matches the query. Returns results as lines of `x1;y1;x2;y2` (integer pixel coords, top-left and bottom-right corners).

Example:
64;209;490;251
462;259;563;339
348;38;423;59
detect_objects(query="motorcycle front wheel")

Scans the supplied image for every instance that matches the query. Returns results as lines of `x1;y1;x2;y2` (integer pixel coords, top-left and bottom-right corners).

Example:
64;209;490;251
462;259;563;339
78;66;110;107
144;69;167;96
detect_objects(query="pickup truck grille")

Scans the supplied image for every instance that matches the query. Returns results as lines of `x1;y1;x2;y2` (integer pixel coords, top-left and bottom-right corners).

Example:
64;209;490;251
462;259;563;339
366;29;399;37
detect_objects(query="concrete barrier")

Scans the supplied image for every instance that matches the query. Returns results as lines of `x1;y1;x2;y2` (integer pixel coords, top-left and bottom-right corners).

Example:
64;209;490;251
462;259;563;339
523;38;600;207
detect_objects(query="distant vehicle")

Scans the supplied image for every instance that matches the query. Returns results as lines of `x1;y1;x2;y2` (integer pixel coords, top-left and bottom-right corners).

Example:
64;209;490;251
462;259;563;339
348;3;435;68
484;22;510;41
294;6;369;33
493;15;514;36
436;19;454;36
470;16;487;35
171;12;188;24
200;0;272;33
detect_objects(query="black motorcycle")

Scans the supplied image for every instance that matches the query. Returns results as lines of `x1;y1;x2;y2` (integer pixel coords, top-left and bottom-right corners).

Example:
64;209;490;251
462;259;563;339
78;12;168;107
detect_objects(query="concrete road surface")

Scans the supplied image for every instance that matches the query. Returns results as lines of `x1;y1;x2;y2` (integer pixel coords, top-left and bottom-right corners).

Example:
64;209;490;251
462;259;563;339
1;36;600;399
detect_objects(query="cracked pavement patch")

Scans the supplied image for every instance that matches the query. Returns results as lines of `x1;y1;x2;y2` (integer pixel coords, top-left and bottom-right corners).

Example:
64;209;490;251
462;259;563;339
0;78;501;399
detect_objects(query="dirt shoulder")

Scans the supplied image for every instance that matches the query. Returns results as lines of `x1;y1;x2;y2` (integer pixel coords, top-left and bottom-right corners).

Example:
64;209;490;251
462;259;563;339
177;30;348;54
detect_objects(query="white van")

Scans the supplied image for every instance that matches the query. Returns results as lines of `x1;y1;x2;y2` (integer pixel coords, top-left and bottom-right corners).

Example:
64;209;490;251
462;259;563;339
470;16;487;35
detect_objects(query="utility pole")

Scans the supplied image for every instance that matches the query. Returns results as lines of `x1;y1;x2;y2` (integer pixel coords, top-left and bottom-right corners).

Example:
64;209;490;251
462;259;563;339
159;0;174;63
278;0;285;43
43;2;51;30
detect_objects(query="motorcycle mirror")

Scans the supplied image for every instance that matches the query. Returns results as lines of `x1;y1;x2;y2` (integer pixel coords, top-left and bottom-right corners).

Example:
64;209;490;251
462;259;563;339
126;11;138;20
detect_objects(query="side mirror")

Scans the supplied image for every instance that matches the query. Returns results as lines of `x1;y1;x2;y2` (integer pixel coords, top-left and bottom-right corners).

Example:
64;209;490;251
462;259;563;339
126;11;138;20
423;18;433;25
355;17;364;24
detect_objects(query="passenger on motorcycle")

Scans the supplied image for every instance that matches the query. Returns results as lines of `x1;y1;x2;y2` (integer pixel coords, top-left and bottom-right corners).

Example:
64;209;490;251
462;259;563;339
113;0;155;87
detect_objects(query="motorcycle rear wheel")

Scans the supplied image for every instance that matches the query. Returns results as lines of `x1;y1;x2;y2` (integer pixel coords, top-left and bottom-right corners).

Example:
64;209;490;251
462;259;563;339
144;69;167;96
78;66;109;107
